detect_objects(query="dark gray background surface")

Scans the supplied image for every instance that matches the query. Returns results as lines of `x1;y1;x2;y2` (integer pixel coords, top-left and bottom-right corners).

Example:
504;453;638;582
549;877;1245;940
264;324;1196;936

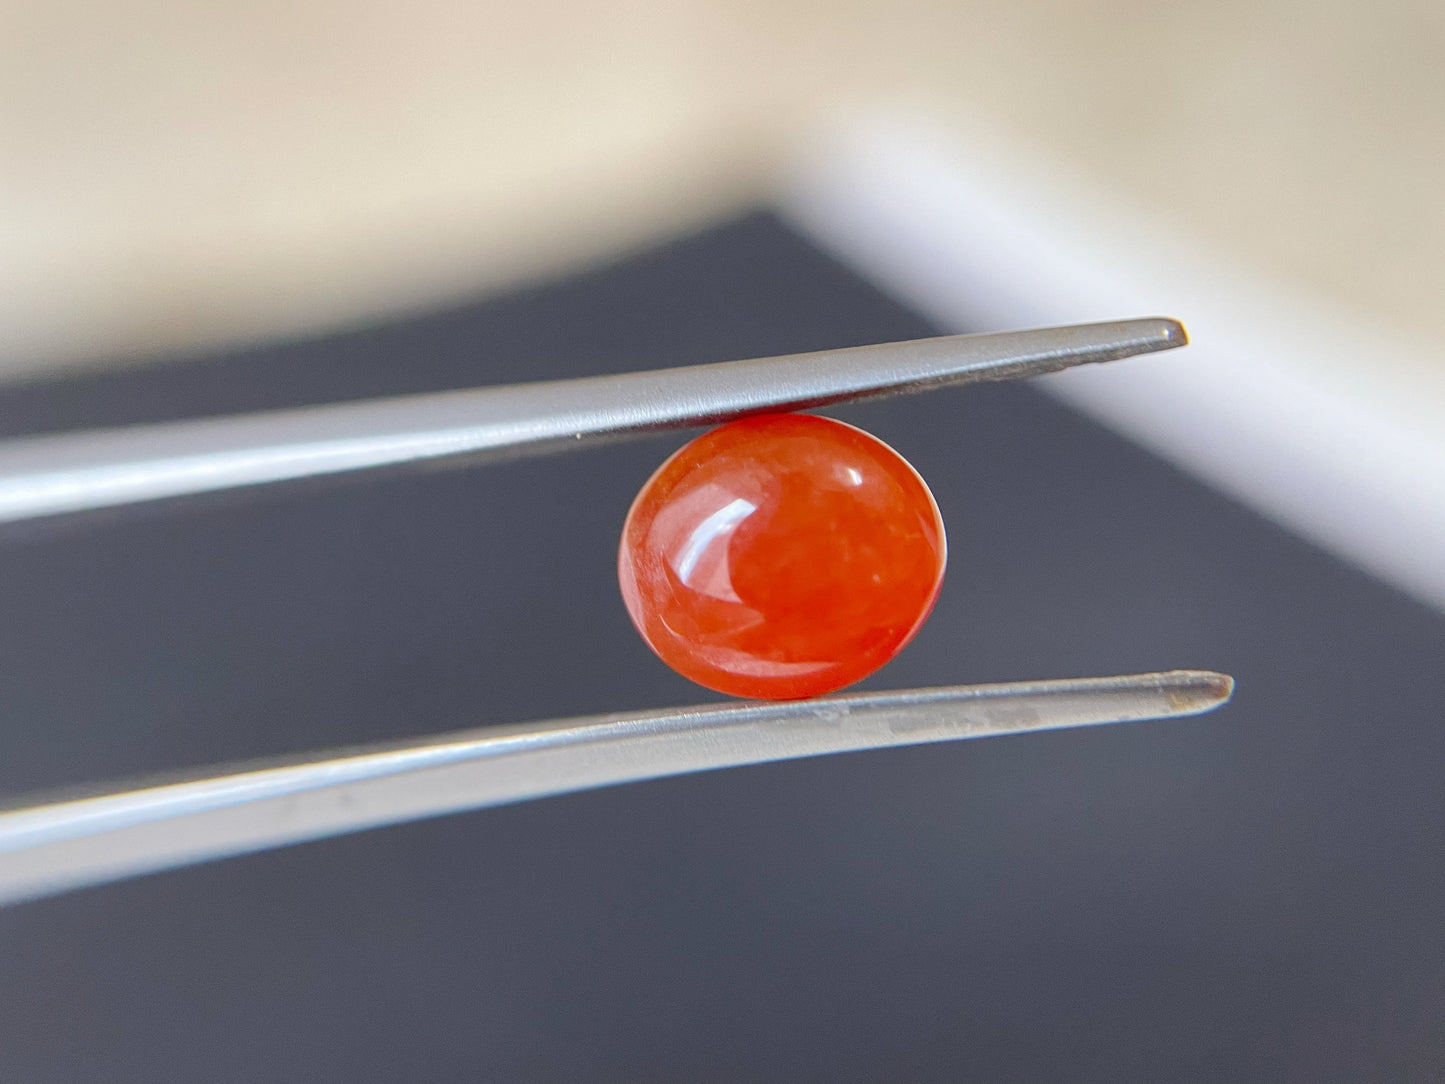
0;214;1441;1081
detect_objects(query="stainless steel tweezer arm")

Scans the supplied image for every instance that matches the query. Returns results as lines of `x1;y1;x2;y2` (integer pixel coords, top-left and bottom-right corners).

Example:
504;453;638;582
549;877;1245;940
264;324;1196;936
0;670;1230;906
0;317;1183;523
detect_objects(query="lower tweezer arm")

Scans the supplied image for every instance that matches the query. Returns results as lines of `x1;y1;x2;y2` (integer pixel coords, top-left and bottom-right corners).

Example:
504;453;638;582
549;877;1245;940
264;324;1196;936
0;670;1230;906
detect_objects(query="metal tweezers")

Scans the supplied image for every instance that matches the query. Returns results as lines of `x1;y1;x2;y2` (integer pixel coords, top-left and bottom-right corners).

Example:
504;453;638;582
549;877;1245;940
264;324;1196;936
0;317;1231;906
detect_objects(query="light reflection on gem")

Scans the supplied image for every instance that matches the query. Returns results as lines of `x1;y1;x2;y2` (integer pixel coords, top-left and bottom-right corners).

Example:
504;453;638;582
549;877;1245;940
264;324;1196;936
673;496;755;585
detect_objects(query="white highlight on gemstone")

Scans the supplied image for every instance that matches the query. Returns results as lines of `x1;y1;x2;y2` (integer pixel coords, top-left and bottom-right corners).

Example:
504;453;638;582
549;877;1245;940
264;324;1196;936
674;496;756;596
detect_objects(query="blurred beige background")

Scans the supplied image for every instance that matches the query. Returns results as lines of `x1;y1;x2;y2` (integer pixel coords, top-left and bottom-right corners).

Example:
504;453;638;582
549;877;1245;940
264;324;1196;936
3;0;1442;377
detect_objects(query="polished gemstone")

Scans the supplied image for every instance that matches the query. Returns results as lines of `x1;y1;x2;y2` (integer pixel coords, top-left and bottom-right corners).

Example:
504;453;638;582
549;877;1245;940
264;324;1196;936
618;413;947;699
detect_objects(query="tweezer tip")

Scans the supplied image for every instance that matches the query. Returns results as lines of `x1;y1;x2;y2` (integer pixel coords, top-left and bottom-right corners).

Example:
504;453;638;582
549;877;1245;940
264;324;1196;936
1156;317;1189;347
1163;669;1233;714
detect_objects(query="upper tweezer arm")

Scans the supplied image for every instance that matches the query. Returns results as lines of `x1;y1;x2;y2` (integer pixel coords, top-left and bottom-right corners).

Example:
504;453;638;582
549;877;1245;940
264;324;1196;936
0;318;1183;524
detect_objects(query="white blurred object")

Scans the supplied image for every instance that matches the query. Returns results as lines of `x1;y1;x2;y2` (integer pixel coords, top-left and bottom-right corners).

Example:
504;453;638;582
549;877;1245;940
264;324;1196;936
780;113;1445;611
5;1;1442;383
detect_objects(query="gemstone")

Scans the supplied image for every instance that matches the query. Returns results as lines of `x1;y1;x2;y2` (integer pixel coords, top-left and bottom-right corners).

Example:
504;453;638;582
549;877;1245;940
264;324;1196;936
618;413;947;699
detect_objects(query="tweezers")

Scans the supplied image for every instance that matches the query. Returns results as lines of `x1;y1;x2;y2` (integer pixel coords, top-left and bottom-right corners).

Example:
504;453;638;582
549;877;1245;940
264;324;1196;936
0;316;1231;906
